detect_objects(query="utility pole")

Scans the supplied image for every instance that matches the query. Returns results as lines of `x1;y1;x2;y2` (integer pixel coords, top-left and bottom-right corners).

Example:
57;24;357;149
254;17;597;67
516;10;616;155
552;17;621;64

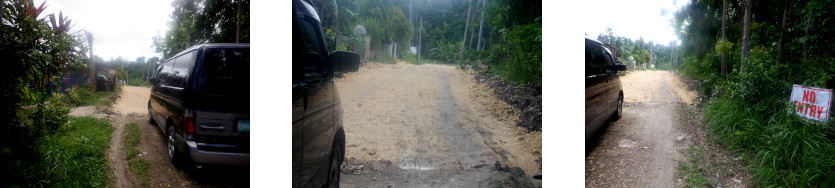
86;31;95;92
419;17;422;63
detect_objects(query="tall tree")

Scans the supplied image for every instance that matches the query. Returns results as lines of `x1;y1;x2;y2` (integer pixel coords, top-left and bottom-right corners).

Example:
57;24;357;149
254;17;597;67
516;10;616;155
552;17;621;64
720;0;727;77
158;0;250;59
740;0;752;73
458;0;473;61
476;0;485;51
775;0;788;70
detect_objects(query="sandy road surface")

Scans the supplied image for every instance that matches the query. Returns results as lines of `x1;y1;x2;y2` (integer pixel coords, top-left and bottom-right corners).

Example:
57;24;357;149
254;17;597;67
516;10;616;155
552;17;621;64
336;62;541;187
585;71;697;187
105;86;248;187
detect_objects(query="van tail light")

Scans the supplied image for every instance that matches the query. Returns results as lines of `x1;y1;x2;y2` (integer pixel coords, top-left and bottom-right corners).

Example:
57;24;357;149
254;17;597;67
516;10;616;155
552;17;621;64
184;109;196;134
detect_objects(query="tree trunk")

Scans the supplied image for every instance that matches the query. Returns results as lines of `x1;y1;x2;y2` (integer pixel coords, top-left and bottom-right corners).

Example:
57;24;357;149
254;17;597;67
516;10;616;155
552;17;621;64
468;11;477;48
720;0;727;77
476;0;485;51
458;0;473;62
776;0;788;69
740;0;752;74
802;13;812;63
235;0;241;43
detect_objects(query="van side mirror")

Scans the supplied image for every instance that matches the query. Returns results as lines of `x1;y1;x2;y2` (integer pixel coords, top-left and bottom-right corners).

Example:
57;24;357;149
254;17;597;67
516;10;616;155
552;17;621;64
327;51;360;72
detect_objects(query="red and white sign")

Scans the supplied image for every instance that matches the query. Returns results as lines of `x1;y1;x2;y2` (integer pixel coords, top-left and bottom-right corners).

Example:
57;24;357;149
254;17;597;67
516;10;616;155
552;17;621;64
790;84;832;123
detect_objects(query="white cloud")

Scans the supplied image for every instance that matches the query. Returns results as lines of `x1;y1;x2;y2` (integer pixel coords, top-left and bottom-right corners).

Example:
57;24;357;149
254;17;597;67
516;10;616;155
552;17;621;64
582;0;687;46
37;0;174;61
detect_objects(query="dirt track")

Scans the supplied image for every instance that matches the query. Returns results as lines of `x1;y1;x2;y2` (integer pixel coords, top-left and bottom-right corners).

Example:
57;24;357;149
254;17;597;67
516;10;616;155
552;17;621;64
104;86;249;187
336;62;542;187
585;71;697;187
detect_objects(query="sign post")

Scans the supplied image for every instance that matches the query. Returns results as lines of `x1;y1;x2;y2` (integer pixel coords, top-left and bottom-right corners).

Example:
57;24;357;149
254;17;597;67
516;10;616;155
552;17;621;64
789;84;832;123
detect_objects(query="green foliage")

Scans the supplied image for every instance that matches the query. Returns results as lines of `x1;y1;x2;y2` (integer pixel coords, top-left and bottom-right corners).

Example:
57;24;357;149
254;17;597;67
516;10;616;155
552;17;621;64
482;0;542;84
29;117;114;187
128;159;151;187
121;122;150;187
354;0;411;49
123;123;141;149
677;146;712;188
714;40;734;55
157;0;250;59
492;20;541;84
428;40;460;63
399;51;421;65
705;97;835;187
700;56;835;187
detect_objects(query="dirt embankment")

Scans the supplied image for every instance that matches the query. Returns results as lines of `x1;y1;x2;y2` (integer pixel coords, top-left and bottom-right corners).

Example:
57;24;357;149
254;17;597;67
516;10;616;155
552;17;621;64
336;62;541;187
463;62;542;132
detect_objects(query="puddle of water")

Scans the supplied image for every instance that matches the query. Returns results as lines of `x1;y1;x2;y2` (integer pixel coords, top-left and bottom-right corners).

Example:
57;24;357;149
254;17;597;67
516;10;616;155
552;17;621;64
398;163;434;170
618;139;637;148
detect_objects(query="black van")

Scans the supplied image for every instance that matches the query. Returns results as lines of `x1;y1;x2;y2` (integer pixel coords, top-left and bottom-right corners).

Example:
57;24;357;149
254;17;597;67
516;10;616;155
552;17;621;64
585;37;626;141
148;43;250;166
292;0;360;187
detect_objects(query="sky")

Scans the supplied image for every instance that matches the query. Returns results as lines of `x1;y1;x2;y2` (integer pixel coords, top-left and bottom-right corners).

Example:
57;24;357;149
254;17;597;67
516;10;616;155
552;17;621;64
36;0;174;61
582;0;689;47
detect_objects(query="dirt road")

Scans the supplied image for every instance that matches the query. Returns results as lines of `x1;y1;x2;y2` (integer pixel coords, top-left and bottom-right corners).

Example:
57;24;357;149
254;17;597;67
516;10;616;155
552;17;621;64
585;71;697;187
336;62;542;187
105;86;248;187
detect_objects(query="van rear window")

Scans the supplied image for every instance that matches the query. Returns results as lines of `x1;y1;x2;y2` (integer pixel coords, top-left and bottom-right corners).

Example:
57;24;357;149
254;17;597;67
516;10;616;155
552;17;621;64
201;48;250;97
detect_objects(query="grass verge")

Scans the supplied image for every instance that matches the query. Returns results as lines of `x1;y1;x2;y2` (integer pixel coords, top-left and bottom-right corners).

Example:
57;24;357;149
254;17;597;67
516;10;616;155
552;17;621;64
703;97;835;186
677;146;713;188
78;89;116;106
32;117;114;187
122;122;151;187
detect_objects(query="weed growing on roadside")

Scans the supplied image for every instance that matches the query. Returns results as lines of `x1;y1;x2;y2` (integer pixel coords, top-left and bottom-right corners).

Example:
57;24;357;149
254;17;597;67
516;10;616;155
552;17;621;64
128;159;151;187
122;122;151;187
31;117;114;187
123;123;141;160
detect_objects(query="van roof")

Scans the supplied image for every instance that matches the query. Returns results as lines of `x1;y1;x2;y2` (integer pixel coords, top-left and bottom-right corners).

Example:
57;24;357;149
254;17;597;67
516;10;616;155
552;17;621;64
167;43;250;62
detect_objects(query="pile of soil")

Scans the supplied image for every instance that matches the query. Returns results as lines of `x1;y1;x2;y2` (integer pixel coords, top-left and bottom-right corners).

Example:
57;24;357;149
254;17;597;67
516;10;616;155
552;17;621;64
463;61;542;132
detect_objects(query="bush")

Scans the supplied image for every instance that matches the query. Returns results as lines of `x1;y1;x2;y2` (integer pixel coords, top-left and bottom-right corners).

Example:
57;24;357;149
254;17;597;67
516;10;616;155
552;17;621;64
702;56;835;187
487;20;542;84
427;40;460;64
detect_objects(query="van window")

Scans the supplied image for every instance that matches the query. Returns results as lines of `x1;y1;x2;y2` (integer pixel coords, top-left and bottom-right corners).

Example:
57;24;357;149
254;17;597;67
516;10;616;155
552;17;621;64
171;51;196;88
586;42;606;76
159;60;176;86
201;47;250;97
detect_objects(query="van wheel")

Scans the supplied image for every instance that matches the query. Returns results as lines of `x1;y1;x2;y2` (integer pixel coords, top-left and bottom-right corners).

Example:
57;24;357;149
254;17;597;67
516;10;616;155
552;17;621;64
326;142;343;188
612;93;623;121
167;126;181;165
